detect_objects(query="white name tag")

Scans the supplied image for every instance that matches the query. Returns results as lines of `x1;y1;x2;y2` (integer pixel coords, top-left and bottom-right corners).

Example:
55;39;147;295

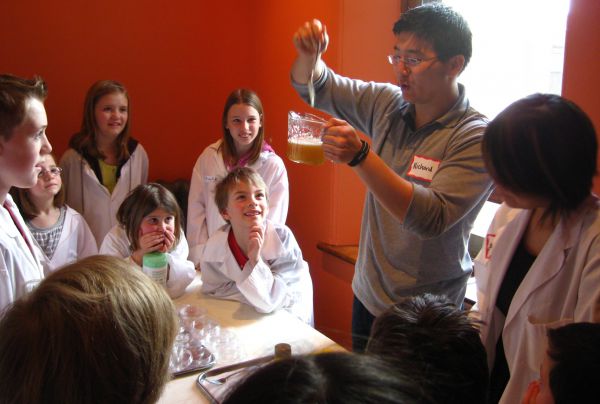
407;155;440;182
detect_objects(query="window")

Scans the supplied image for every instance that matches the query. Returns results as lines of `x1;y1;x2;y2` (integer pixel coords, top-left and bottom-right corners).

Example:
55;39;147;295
444;0;570;119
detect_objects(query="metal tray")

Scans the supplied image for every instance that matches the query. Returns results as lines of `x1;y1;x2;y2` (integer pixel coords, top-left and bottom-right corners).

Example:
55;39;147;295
171;345;216;378
196;354;274;402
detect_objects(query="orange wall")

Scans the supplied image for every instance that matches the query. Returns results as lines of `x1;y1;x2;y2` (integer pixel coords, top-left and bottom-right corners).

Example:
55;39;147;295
252;0;400;348
0;1;256;181
252;1;350;346
250;0;401;348
563;0;600;194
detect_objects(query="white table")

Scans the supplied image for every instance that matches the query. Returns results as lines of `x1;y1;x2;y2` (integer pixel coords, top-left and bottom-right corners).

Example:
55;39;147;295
158;275;342;403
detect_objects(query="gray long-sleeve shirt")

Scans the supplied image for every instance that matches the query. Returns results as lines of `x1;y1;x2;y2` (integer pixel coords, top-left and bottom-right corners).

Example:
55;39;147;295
293;67;493;315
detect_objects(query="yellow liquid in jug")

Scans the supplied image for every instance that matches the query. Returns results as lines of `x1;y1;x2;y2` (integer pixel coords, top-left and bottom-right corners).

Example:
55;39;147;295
286;137;325;165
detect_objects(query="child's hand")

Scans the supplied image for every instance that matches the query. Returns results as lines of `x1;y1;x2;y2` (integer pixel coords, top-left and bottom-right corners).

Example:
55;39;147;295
131;231;167;265
161;229;175;253
139;230;168;253
247;225;264;267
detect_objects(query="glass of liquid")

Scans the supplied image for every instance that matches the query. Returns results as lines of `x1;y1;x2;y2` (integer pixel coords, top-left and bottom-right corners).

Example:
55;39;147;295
287;111;327;166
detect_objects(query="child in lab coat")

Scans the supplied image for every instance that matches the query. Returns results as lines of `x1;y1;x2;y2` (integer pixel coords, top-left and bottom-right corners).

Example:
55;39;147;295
200;167;313;325
0;74;52;313
187;89;288;266
100;183;195;298
11;153;97;273
60;80;148;247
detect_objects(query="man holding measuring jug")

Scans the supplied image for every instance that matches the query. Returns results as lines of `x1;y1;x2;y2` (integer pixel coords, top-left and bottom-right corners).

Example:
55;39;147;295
286;111;327;166
291;4;493;351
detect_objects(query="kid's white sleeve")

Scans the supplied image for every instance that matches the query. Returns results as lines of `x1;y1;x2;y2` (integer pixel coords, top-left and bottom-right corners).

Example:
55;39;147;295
187;155;210;264
165;232;195;298
98;225;130;258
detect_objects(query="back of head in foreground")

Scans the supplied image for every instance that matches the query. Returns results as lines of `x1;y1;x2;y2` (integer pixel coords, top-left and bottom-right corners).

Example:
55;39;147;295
222;351;434;404
366;294;488;404
546;322;600;403
0;255;178;404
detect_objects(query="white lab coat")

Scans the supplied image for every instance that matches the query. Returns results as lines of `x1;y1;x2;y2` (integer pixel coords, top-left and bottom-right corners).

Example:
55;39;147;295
473;197;600;403
0;194;44;313
36;206;98;274
200;220;313;325
186;140;289;265
59;144;149;248
99;225;195;299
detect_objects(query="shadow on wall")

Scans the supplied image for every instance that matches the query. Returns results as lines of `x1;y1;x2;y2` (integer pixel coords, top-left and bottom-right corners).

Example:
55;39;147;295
156;179;191;234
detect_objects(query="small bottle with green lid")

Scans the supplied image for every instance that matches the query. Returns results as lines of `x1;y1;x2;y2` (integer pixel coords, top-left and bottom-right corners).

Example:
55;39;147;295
142;251;168;286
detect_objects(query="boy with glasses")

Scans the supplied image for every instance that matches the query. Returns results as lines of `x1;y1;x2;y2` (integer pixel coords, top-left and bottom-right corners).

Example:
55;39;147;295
291;3;493;351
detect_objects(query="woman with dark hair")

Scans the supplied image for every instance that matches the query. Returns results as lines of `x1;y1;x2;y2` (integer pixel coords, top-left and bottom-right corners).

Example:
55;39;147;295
473;93;600;403
187;88;288;267
60;80;149;247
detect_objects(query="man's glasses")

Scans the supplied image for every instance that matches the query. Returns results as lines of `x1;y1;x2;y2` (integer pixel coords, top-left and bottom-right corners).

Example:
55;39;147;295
38;167;62;178
387;54;436;68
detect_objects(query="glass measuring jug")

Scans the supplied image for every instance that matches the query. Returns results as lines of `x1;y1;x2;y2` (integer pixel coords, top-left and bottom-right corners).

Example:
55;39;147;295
287;111;327;166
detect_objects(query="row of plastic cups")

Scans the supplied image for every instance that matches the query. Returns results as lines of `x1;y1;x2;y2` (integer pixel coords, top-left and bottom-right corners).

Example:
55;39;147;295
171;305;245;372
170;305;213;373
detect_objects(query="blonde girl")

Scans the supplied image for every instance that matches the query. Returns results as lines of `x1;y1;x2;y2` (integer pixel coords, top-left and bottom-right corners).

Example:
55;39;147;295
60;80;148;246
0;255;177;403
12;153;97;272
187;89;289;265
100;183;195;298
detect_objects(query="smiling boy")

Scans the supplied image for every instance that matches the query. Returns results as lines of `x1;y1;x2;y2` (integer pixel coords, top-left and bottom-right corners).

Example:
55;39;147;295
200;167;313;325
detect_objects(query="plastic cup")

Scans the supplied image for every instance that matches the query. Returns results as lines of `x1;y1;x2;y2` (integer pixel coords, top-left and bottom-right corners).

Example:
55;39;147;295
169;332;193;373
178;304;207;334
187;339;214;367
287;111;327;166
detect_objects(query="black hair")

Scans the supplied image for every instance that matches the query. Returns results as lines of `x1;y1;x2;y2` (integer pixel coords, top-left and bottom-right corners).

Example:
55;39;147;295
367;294;488;404
223;352;434;404
547;322;600;403
393;3;472;69
482;93;597;216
